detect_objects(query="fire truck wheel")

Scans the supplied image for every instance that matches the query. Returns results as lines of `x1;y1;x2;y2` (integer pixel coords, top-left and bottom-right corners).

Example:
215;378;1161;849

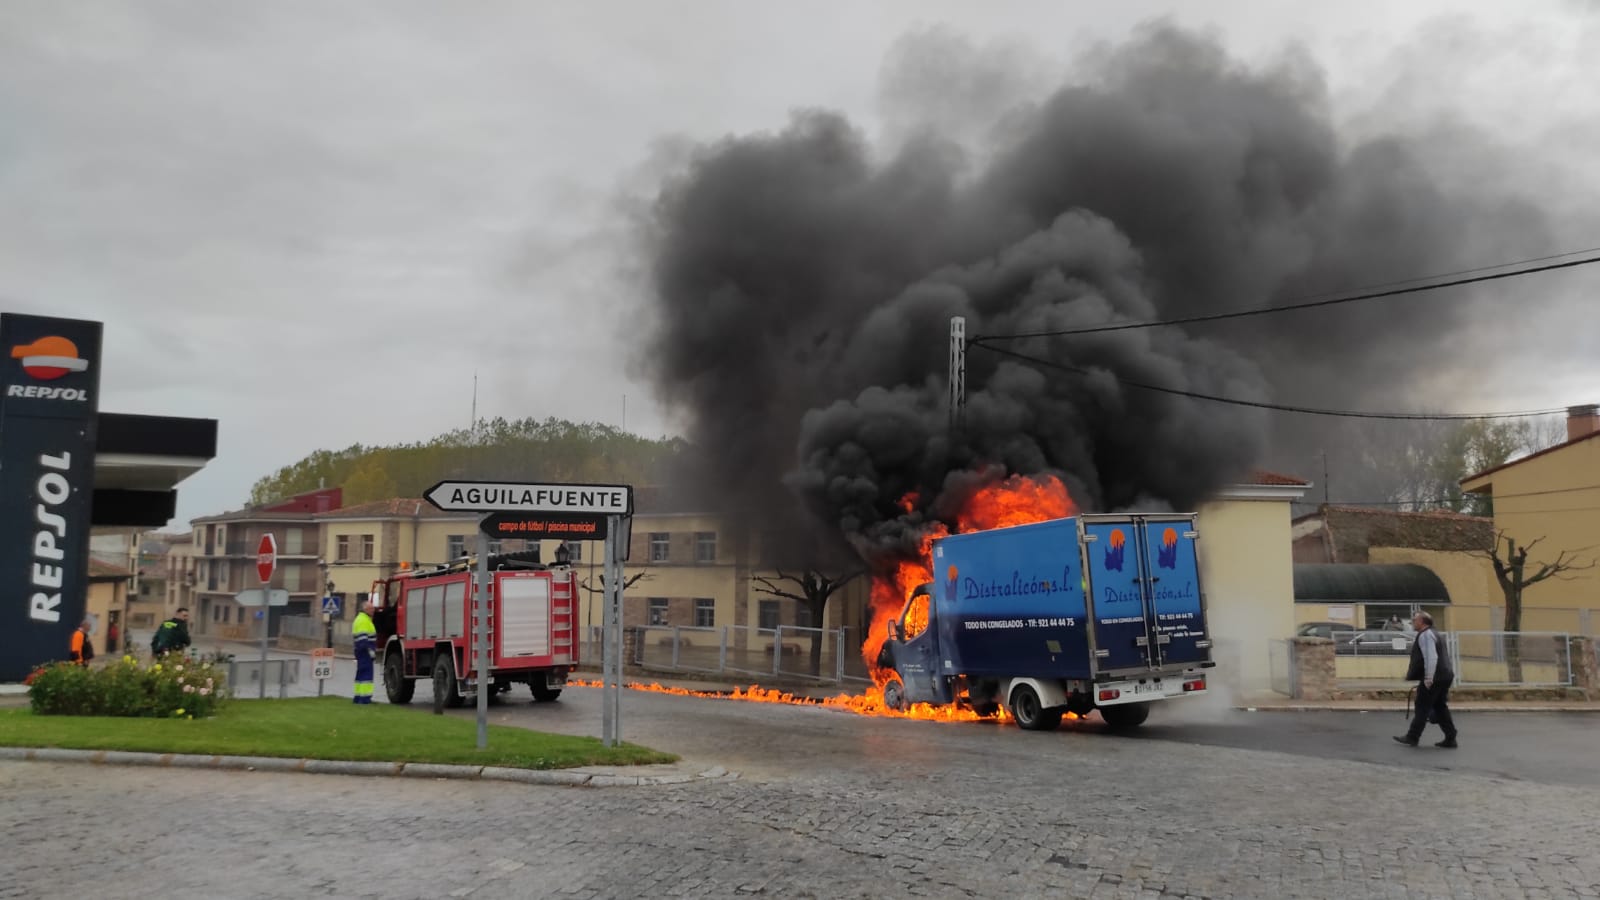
530;681;563;703
1098;701;1150;730
1009;684;1063;731
433;655;464;709
384;653;415;705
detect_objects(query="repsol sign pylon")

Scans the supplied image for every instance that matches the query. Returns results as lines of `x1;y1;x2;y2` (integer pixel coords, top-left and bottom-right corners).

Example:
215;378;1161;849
0;313;102;681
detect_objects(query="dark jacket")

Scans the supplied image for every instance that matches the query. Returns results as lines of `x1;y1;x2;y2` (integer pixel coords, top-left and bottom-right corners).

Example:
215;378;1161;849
1404;627;1454;684
152;618;192;655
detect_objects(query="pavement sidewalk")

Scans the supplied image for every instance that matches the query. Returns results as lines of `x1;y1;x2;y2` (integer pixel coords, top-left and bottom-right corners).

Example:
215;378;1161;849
1236;697;1600;713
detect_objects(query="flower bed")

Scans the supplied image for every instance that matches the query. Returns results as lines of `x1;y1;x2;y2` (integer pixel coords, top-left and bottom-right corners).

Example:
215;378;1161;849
26;654;229;719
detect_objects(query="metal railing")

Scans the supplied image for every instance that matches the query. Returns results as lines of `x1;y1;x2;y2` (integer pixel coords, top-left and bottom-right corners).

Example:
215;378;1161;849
635;624;871;684
278;614;352;650
1269;639;1297;697
1330;628;1578;687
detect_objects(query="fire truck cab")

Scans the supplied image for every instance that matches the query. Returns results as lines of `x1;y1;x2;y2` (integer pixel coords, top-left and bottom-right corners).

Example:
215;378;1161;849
371;550;579;707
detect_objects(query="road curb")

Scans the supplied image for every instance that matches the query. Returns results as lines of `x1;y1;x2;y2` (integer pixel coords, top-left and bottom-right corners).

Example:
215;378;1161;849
0;745;736;787
1236;705;1600;713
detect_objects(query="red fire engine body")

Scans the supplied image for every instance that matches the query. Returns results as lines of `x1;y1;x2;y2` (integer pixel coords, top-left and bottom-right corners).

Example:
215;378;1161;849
370;551;578;706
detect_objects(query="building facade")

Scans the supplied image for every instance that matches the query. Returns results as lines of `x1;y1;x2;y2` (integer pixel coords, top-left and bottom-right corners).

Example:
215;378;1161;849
190;488;342;640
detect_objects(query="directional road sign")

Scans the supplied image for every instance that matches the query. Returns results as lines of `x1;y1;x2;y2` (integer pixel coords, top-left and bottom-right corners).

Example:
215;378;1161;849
424;481;632;515
479;511;608;540
235;588;290;608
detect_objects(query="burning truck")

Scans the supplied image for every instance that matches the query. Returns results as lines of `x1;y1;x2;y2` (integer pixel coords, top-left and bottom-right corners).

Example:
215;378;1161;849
873;512;1212;730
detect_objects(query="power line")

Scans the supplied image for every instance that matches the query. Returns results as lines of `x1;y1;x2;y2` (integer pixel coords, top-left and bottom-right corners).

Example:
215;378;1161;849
971;249;1600;343
970;342;1568;420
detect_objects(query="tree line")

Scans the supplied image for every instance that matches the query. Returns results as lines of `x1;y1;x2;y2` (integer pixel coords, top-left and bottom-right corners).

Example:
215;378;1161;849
249;417;685;507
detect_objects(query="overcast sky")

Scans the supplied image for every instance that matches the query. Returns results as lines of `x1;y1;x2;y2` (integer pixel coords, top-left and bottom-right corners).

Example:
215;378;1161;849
3;1;1597;527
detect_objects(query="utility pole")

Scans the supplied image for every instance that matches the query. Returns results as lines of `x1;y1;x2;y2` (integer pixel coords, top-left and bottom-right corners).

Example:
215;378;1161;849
1321;450;1330;505
948;316;966;433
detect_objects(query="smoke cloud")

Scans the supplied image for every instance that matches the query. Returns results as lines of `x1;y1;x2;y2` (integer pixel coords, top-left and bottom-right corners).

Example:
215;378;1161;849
633;23;1562;553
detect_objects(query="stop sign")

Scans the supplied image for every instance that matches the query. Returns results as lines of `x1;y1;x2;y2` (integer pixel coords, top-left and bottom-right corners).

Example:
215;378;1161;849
256;533;277;584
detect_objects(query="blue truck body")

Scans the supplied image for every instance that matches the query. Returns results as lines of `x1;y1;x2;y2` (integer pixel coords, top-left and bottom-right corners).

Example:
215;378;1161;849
880;513;1213;730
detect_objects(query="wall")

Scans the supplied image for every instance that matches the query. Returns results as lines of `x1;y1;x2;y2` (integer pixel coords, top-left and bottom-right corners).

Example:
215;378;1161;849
1467;437;1600;612
1197;496;1297;698
83;580;126;658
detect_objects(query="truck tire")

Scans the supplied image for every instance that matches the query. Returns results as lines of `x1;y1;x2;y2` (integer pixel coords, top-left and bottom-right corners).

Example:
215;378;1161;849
433;654;464;709
384;651;415;705
530;679;563;702
1099;701;1151;730
970;701;1000;718
882;676;908;712
1009;683;1063;732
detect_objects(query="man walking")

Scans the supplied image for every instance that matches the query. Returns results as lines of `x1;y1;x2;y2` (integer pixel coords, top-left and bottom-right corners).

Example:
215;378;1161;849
69;620;95;666
352;598;377;705
151;608;192;658
1395;611;1458;748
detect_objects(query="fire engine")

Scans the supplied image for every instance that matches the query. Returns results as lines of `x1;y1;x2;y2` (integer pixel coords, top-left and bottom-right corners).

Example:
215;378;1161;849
370;550;579;707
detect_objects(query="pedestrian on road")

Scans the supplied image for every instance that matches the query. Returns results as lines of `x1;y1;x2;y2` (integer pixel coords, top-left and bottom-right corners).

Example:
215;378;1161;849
152;608;192;659
69;620;95;666
1395;611;1458;748
352;599;377;705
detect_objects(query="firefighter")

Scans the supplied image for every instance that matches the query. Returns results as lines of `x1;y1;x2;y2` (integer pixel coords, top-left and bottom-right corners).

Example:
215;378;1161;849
352;599;377;705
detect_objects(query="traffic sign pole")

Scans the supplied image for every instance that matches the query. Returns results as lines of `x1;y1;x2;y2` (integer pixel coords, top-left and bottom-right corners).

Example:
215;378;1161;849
256;534;277;700
475;529;490;750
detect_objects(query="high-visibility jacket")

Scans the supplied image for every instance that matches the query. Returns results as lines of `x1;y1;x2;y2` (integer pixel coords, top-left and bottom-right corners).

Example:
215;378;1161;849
352;612;376;659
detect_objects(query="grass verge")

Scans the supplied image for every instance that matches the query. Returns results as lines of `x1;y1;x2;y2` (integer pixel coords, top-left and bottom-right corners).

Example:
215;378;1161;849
0;697;676;770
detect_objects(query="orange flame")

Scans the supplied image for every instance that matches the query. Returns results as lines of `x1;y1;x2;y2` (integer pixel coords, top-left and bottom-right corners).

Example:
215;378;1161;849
568;679;1082;724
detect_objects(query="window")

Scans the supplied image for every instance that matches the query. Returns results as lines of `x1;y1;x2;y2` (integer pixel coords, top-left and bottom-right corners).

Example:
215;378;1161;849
796;603;814;628
488;540;504;556
222;606;231;624
758;600;780;630
694;532;717;564
446;535;466;560
564;541;583;562
648;598;669;626
283;565;302;591
336;535;351;562
284;527;303;555
694;598;715;628
360;535;375;562
649;533;670;563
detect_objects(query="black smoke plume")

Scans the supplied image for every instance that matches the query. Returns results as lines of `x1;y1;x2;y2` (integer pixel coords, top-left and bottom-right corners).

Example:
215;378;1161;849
633;24;1552;555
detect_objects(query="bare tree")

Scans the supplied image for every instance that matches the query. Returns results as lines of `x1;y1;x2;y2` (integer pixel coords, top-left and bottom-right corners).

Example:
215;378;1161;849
751;568;864;676
1474;532;1595;681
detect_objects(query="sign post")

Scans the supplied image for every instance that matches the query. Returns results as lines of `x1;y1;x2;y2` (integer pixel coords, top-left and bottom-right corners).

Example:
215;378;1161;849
475;531;490;750
255;534;277;699
424;479;632;749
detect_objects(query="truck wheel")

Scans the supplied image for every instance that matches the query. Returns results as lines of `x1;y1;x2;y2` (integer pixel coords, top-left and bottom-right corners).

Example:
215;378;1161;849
433;655;464;709
384;652;414;705
882;676;908;712
1009;684;1063;732
1099;702;1151;730
531;679;563;702
970;701;1000;718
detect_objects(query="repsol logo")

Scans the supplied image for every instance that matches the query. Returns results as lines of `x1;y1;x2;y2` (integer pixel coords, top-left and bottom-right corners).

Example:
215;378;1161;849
29;452;75;623
6;384;89;402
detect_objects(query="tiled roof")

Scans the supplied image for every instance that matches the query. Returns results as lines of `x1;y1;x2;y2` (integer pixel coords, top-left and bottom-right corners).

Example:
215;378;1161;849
314;498;473;520
1303;505;1493;563
87;559;131;580
1244;470;1310;486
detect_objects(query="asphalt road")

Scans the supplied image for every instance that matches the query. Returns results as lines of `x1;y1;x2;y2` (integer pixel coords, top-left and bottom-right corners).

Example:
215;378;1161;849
460;682;1600;788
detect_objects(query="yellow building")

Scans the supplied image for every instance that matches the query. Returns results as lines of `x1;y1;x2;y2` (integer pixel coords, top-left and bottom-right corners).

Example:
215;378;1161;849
83;559;131;659
1461;404;1600;633
314;499;528;619
1196;471;1310;697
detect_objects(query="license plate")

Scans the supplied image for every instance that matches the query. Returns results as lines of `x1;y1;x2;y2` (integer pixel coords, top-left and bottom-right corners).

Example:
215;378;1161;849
1127;680;1164;696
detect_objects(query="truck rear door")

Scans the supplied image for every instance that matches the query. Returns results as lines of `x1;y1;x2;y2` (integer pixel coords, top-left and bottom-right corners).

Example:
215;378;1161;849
1081;517;1156;674
1138;517;1211;667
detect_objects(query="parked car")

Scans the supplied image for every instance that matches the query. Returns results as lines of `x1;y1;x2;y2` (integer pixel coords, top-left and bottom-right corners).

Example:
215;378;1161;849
1332;629;1412;656
1295;622;1346;640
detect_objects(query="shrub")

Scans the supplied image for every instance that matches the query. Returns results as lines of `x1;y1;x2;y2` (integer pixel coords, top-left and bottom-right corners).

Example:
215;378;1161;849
28;655;230;718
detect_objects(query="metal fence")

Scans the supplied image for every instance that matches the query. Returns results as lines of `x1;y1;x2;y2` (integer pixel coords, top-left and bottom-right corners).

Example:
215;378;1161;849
1331;628;1579;687
279;614;352;650
633;624;872;684
1268;639;1296;697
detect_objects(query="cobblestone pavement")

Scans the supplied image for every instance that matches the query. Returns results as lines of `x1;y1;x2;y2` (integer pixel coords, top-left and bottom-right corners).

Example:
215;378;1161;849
5;688;1600;899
